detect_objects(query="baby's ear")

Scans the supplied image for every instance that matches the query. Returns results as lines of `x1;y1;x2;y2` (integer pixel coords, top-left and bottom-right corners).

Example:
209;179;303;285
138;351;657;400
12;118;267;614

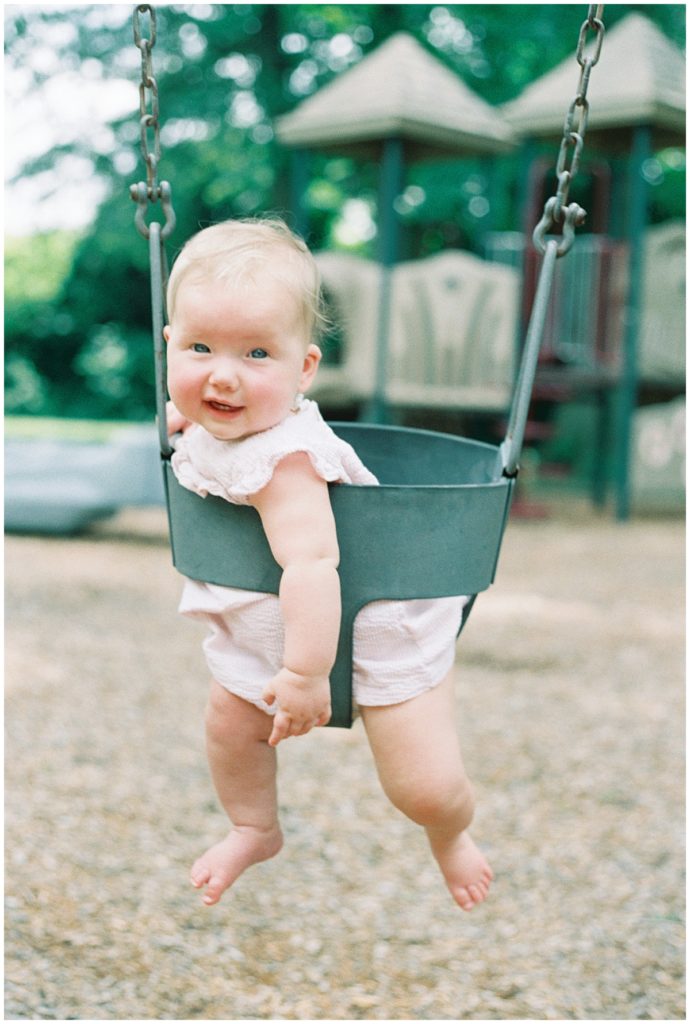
300;344;321;392
163;325;171;342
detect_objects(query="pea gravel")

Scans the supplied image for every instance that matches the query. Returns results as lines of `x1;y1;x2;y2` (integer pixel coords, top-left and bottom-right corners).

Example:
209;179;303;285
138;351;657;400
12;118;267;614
5;503;685;1020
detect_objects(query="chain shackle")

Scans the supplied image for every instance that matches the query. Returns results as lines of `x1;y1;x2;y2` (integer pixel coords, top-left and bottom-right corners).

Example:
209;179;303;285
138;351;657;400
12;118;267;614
533;198;587;257
130;3;175;239
130;179;176;240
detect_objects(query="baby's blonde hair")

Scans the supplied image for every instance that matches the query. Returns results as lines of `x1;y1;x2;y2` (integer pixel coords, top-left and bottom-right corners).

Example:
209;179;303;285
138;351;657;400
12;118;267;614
166;217;325;344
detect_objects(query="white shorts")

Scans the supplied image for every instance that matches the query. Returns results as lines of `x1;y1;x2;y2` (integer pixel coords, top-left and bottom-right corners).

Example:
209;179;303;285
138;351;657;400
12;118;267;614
179;580;466;714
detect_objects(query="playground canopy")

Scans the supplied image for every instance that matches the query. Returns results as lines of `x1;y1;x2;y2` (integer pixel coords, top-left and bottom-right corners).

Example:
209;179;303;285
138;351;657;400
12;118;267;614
275;31;516;157
502;13;685;139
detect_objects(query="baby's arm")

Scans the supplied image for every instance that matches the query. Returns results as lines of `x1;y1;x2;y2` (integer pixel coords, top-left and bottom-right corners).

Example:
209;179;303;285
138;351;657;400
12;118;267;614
250;452;340;746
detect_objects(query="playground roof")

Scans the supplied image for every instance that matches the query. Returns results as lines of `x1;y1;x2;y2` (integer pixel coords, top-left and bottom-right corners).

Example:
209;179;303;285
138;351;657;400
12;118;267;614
502;13;685;137
275;32;516;156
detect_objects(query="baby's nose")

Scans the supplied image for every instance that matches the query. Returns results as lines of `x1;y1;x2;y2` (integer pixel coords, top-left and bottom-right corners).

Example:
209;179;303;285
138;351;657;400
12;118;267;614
209;358;240;389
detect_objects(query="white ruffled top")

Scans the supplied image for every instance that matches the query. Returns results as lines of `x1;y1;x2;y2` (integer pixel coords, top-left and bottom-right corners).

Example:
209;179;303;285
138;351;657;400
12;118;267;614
171;398;378;503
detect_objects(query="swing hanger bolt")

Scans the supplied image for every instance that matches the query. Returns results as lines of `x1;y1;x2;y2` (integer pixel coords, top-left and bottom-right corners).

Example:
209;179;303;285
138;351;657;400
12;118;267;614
130;179;176;240
533;198;586;257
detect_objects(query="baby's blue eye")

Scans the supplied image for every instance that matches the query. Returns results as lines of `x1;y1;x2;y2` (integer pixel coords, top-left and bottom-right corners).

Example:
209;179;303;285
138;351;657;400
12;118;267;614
192;342;210;353
249;348;268;359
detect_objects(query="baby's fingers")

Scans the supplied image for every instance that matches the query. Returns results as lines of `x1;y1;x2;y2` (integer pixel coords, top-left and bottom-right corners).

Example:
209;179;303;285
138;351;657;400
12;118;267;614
268;713;323;745
293;711;331;737
293;720;315;737
267;711;292;747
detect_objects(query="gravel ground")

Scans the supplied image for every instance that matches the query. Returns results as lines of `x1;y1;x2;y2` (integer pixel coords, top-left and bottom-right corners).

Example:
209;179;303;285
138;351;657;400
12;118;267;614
5;503;685;1021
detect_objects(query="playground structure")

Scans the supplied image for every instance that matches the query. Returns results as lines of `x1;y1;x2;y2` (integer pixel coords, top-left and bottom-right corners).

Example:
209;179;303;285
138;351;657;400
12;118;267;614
278;13;686;520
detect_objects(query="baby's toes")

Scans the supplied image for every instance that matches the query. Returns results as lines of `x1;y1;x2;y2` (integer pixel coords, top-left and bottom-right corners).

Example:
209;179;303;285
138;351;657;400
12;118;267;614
190;859;211;889
454;886;477;911
467;882;487;904
201;875;226;905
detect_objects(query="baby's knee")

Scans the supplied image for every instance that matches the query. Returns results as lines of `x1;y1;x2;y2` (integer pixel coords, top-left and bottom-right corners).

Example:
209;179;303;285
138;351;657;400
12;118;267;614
388;774;475;831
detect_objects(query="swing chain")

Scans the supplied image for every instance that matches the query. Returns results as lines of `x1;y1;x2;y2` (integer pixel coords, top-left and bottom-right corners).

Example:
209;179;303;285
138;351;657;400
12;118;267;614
129;4;175;239
533;4;605;256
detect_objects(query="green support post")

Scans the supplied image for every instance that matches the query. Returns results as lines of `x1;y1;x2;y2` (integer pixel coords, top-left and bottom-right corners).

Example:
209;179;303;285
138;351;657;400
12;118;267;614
615;124;651;521
481;155;497;237
290;148;311;240
591;386;612;509
362;136;405;424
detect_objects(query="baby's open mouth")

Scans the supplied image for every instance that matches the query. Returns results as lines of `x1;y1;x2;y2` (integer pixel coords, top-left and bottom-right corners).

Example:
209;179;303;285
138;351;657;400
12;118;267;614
206;400;243;413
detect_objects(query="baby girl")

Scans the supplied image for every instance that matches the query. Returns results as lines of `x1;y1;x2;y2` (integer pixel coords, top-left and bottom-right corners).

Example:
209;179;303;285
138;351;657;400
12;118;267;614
164;217;493;911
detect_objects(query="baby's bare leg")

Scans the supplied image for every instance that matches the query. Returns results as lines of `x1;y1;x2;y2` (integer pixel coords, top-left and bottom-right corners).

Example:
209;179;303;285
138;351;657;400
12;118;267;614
192;680;283;905
360;671;493;911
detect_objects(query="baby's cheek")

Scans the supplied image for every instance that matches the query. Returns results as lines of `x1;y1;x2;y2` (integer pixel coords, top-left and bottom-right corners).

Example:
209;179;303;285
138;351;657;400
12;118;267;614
167;366;199;417
252;373;294;411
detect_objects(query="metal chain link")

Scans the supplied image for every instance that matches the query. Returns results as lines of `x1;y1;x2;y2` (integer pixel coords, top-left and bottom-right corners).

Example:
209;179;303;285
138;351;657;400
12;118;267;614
533;4;605;256
129;3;175;239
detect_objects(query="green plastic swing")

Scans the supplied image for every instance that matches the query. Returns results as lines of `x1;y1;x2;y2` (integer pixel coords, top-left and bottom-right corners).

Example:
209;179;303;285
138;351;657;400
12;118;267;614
130;4;606;728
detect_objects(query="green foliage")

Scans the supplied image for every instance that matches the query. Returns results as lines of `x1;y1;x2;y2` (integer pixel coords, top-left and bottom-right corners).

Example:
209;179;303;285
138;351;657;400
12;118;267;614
5;231;81;415
4;3;686;420
5;232;80;303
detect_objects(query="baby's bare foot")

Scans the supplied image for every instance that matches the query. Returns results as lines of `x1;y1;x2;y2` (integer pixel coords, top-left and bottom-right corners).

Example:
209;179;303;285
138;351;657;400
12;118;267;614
191;825;283;905
430;830;494;911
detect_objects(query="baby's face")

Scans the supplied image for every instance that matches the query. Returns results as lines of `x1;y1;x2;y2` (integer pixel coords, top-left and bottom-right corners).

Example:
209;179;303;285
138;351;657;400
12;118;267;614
165;276;320;441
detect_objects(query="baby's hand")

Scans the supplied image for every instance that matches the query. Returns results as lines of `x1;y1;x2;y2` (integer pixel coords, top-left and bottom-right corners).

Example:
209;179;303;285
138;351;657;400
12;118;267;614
166;400;192;436
262;668;332;746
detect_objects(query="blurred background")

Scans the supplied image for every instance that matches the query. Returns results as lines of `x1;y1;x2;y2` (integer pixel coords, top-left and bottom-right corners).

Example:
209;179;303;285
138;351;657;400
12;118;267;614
4;3;685;529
